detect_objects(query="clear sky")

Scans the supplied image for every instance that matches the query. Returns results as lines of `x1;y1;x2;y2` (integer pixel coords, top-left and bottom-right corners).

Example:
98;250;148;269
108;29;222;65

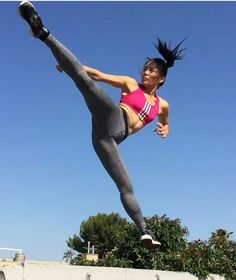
1;1;235;261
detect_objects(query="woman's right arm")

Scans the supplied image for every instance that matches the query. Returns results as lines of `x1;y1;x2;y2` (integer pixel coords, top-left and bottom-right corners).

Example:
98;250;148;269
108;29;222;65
83;66;138;91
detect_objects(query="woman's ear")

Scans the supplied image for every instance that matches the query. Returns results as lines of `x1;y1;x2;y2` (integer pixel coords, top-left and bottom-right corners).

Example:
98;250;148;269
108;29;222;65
159;76;165;84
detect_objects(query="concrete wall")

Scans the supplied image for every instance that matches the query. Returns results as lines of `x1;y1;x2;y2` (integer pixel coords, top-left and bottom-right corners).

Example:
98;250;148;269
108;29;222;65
0;260;225;280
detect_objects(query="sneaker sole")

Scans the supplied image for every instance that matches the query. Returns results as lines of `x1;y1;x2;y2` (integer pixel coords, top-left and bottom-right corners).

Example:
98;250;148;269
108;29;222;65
141;240;161;249
141;235;161;249
18;1;35;19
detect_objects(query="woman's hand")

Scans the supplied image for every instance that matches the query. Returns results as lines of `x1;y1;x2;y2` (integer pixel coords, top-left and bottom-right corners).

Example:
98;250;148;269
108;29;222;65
153;122;169;138
56;64;64;73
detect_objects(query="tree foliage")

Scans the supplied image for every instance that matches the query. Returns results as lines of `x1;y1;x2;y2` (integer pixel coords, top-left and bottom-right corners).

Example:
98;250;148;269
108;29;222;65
65;213;128;258
64;213;235;280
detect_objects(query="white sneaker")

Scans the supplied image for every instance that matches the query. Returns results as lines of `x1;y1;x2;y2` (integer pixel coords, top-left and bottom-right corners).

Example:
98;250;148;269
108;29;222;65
18;1;50;41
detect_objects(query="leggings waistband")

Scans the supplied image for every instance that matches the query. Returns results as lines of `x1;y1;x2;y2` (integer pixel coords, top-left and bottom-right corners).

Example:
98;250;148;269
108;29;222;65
121;108;129;140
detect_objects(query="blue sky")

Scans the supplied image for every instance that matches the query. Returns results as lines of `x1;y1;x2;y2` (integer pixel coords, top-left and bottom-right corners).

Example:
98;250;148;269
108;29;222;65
1;1;235;261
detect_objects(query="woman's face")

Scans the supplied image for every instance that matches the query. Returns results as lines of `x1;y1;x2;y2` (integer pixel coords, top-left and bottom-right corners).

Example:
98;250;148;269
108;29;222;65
141;62;165;89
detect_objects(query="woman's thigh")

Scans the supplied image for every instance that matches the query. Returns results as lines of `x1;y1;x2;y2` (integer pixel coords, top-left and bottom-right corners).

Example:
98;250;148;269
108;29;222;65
92;133;133;194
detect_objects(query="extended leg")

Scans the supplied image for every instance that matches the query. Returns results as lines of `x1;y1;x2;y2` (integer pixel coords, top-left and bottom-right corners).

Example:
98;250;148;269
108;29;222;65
19;1;119;133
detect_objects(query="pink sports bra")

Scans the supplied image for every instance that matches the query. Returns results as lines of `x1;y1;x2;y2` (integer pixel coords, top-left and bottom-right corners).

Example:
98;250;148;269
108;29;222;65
119;84;159;125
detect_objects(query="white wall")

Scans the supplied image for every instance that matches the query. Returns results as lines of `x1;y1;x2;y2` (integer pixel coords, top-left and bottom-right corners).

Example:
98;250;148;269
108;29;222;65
0;260;225;280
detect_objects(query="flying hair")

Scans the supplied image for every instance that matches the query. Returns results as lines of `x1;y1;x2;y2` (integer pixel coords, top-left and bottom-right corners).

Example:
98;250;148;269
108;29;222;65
154;38;186;68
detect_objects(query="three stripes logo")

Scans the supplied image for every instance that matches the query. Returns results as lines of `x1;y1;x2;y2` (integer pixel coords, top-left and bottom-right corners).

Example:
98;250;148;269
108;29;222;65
138;101;152;122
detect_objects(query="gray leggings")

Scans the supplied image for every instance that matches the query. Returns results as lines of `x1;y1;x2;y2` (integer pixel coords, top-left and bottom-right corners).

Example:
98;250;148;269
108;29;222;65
45;35;146;234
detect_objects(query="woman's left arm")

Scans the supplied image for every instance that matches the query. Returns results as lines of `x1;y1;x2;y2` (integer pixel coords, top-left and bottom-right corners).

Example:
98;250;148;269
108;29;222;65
153;98;169;138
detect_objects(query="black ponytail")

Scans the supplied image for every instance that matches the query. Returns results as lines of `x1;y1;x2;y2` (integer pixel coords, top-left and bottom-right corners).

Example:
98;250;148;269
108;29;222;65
154;38;186;69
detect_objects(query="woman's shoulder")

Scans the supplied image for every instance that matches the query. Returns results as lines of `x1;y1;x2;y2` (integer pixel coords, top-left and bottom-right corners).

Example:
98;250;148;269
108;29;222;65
121;78;140;94
125;78;139;91
158;96;169;109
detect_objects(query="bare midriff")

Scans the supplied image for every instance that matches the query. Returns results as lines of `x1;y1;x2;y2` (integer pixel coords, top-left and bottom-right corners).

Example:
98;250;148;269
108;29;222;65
119;103;144;135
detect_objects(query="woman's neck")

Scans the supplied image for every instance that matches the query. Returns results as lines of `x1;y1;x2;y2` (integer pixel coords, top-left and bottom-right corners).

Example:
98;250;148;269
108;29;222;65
140;83;157;96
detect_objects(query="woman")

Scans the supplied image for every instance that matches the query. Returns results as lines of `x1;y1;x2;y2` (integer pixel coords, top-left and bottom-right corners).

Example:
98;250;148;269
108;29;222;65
18;1;185;249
